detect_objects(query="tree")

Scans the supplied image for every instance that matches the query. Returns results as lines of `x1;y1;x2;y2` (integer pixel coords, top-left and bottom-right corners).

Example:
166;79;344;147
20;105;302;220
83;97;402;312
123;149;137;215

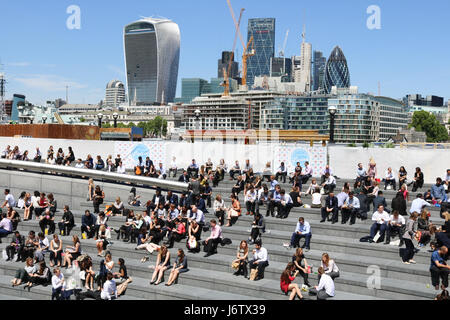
409;111;449;142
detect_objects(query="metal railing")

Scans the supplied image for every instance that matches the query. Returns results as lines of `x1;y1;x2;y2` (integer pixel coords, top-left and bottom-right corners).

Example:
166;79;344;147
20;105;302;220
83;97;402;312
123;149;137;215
0;159;189;192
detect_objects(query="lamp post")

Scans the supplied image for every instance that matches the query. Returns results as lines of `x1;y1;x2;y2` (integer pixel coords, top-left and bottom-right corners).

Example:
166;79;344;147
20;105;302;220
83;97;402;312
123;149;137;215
194;108;201;130
328;105;337;144
29;115;34;124
42;115;47;124
112;112;119;128
97;113;103;128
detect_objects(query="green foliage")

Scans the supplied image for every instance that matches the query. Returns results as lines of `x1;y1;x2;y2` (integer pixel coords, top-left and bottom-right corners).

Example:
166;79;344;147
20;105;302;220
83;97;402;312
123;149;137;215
409;110;449;142
100;117;167;137
347;143;357;147
362;142;370;148
79;117;86;122
380;142;395;148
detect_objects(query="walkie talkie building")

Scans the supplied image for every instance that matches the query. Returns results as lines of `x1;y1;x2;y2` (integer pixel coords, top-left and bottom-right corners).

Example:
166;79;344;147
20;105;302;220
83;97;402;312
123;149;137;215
124;17;180;105
324;46;350;94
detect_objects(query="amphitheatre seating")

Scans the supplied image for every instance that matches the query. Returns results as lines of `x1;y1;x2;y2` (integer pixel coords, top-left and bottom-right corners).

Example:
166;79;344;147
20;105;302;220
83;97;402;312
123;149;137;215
0;168;445;300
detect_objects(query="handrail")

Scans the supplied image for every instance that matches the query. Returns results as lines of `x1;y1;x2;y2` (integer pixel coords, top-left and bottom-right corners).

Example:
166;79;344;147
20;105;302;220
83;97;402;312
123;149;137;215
0;159;189;192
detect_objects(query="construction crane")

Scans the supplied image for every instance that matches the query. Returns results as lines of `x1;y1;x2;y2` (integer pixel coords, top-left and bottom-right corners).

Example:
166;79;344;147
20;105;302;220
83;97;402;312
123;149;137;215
222;7;244;97
226;0;255;87
279;29;289;57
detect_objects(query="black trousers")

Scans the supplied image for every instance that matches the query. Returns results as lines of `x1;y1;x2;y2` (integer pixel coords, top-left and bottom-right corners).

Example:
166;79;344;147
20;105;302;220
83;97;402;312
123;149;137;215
93;200;102;214
386;225;404;243
250;227;261;242
58;222;73;236
341;208;358;224
203;237;221;254
402;238;415;262
215;210;226;225
6;245;21;260
39;219;55;234
430;265;449;288
249;259;269;279
275;172;287;183
246;201;256;214
267;201;280;216
50;250;62;265
187;167;199;178
279;203;293;218
81;225;96;239
167;232;184;248
237;260;248;277
321;207;338;222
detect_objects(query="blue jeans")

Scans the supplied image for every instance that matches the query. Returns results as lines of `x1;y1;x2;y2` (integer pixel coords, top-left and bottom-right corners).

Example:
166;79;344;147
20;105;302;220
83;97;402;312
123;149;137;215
290;232;311;249
370;223;387;241
0;228;11;238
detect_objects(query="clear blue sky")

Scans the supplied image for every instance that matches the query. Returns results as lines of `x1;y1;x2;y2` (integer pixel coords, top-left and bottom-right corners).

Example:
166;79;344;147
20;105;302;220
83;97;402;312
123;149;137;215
1;0;449;105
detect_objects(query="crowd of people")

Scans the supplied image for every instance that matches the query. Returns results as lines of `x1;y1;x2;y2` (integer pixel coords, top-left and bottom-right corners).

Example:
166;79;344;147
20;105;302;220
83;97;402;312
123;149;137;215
1;147;450;300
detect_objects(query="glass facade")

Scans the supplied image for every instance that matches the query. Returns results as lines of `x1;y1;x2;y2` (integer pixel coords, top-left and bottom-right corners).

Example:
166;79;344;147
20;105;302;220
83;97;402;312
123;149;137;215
313;51;326;91
262;94;331;134
247;18;275;88
124;18;180;105
180;78;210;104
324;46;350;94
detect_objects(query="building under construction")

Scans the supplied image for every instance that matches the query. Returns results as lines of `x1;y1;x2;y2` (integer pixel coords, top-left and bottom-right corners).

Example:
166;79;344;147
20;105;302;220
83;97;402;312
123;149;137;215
181;90;285;130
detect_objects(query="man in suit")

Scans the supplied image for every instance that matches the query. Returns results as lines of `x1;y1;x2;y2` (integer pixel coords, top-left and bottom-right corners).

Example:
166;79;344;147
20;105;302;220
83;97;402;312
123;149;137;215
356;190;369;221
321;192;339;223
151;188;165;211
372;191;389;214
164;191;179;210
6;230;24;261
178;170;190;183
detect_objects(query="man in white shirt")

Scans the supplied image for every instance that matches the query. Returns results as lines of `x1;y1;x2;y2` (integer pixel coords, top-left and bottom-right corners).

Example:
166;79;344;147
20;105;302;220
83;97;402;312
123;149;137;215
51;267;64;300
384;167;396;190
101;272;117;300
158;162;166;179
410;194;431;214
278;189;293;219
245;185;258;215
301;161;313;184
169;157;178;178
275;162;287;183
74;159;84;169
1;189;15;209
309;267;335;300
243;159;252;175
369;205;390;243
189;206;205;238
116;161;126;174
322;173;336;194
289;217;311;250
385;210;406;245
229;161;241;180
248;240;269;280
320;165;333;184
341;191;360;225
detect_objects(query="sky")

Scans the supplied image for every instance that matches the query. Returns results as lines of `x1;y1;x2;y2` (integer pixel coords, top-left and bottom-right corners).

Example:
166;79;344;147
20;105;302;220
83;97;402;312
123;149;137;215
0;0;449;105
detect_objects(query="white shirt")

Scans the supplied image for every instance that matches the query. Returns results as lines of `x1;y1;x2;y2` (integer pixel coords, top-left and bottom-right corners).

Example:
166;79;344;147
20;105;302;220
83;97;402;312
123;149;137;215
170;160;177;169
321;259;339;273
245;190;257;202
316;274;335;297
281;194;293;205
158;166;166;175
101;279;117;300
389;214;405;226
52;273;64;289
75;162;84;169
312;193;322;205
254;247;268;262
410;198;431;214
385;170;394;180
372;210;390;224
116;165;126;174
5;194;15;207
325;176;336;185
304;165;313;175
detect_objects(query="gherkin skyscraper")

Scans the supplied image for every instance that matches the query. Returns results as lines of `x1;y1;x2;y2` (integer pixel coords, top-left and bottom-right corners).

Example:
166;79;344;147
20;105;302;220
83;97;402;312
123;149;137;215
324;46;350;93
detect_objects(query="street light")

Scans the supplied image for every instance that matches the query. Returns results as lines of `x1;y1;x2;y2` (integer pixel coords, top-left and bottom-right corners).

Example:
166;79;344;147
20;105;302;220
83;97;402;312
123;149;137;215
42;115;47;124
194;109;201;130
97;113;103;128
112;112;119;128
328;105;337;144
29;115;34;124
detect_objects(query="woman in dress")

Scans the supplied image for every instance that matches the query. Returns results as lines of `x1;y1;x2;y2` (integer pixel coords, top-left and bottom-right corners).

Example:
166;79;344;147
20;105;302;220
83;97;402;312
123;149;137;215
232;240;249;278
62;235;81;269
280;262;303;300
150;245;171;285
225;194;241;227
166;249;188;286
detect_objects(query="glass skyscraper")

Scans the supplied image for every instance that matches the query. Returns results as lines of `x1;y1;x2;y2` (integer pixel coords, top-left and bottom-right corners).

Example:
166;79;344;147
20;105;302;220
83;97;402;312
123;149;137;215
313;51;326;91
324;46;350;94
124;18;180;105
247;18;275;89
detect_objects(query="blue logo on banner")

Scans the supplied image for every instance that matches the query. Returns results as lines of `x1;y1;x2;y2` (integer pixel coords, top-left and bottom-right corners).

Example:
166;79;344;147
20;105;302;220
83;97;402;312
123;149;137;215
290;148;310;168
130;144;150;163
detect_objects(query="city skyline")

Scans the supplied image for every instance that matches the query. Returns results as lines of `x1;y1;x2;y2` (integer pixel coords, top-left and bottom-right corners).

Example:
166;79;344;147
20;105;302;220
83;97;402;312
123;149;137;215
0;0;449;105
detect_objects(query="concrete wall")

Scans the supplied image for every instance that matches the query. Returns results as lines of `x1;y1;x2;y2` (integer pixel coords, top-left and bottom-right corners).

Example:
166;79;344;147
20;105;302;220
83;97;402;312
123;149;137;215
329;146;449;184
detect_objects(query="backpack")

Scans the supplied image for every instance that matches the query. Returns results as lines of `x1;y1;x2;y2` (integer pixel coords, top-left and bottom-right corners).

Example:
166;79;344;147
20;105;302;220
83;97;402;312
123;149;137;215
221;238;232;246
359;236;372;242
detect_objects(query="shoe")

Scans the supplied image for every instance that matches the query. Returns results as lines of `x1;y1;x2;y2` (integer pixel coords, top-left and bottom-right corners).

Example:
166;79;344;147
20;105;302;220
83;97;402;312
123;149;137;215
384;242;390;245
409;260;417;264
150;280;156;285
368;239;374;243
320;219;325;223
402;261;410;265
304;248;310;252
331;221;337;224
204;253;211;257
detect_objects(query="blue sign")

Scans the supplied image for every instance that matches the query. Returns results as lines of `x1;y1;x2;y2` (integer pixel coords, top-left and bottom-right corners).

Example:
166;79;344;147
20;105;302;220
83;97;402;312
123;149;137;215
130;144;150;163
290;148;310;168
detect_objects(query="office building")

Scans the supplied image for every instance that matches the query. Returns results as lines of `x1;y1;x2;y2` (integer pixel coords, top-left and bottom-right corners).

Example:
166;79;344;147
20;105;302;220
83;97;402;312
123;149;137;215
247;18;276;88
324;46;350;93
218;51;239;79
178;78;211;104
124;17;180;105
11;94;25;122
270;57;292;81
313;51;326;91
403;94;444;108
105;80;126;108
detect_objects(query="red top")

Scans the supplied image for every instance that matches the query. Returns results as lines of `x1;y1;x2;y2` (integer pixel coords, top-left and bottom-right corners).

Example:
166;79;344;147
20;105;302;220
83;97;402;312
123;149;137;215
177;223;186;234
280;275;295;294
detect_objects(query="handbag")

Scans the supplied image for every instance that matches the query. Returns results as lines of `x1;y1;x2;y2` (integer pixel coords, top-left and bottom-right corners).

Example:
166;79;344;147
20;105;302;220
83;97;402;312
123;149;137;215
249;269;258;281
230;209;239;217
231;260;240;270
